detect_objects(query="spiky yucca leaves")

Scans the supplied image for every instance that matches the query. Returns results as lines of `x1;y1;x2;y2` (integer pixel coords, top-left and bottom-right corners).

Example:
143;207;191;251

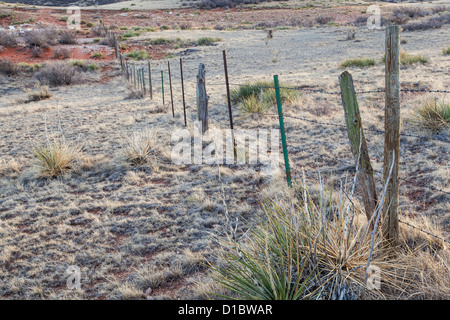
209;201;316;300
32;136;81;177
123;129;168;167
210;174;401;300
412;97;450;133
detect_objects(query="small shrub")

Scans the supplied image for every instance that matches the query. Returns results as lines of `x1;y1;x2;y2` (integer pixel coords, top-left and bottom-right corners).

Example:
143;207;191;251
443;47;450;56
341;57;376;68
91;25;107;37
26;85;52;103
86;22;94;27
149;38;174;45
58;30;78;44
413;98;450;133
316;15;333;25
121;7;131;12
197;37;221;46
400;51;428;65
31;46;44;58
179;22;192;30
17;62;42;73
126;88;145;100
126;50;149;60
53;47;71;59
99;37;115;47
0;59;18;76
0;30;17;47
160;25;170;30
32;135;81;177
36;62;81;86
393;6;430;19
24;28;58;48
91;52;104;59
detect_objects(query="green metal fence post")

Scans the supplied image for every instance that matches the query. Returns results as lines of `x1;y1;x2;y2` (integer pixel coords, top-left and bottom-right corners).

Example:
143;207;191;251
274;75;292;187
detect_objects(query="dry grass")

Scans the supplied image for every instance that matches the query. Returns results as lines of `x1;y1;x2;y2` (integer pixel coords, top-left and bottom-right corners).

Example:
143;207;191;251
25;85;52;103
412;97;450;133
32;135;82;178
122;129;169;168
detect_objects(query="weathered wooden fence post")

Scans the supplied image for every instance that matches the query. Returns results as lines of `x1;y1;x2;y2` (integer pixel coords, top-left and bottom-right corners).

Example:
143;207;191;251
196;63;208;134
383;25;401;246
339;71;378;224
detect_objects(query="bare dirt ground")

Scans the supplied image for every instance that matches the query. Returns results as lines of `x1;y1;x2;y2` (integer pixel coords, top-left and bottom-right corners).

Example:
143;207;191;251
0;1;449;300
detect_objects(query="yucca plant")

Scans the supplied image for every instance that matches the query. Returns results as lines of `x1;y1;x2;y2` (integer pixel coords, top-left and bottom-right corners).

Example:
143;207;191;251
413;97;450;133
33;135;81;177
239;93;272;115
209;170;398;300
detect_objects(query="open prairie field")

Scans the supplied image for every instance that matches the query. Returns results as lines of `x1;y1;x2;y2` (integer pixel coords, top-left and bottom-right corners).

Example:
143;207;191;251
0;0;449;300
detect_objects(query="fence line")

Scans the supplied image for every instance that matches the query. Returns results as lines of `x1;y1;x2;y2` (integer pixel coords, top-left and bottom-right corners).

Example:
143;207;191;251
105;24;449;243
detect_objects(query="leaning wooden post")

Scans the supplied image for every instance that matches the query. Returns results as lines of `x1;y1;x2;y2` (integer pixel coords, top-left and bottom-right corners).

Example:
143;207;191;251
383;25;401;246
339;71;378;224
168;61;174;117
196;63;209;134
274;75;291;187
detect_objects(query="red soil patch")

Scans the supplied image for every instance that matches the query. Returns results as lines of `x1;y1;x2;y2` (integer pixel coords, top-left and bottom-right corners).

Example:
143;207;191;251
0;45;115;64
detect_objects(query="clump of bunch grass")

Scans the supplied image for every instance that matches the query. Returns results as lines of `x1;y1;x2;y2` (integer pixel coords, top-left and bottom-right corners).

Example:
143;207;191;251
443;47;450;56
126;49;149;60
412;97;450;133
122;129;167;167
382;51;428;66
231;81;298;104
32;135;82;178
197;37;221;46
341;57;376;68
25;85;52;103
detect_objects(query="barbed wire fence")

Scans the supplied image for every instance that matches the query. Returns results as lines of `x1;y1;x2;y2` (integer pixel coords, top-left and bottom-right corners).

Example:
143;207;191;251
99;21;449;244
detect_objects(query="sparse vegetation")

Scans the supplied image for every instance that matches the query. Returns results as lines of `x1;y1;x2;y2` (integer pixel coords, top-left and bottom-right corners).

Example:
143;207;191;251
91;52;104;59
412;98;450;133
122;129;166;168
58;30;78;45
341;57;377;68
443;47;450;56
24;28;58;49
25;85;52;103
0;58;18;76
0;30;17;47
126;50;149;60
53;47;71;59
149;38;174;45
197;37;221;46
32;135;82;178
35;62;81;86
